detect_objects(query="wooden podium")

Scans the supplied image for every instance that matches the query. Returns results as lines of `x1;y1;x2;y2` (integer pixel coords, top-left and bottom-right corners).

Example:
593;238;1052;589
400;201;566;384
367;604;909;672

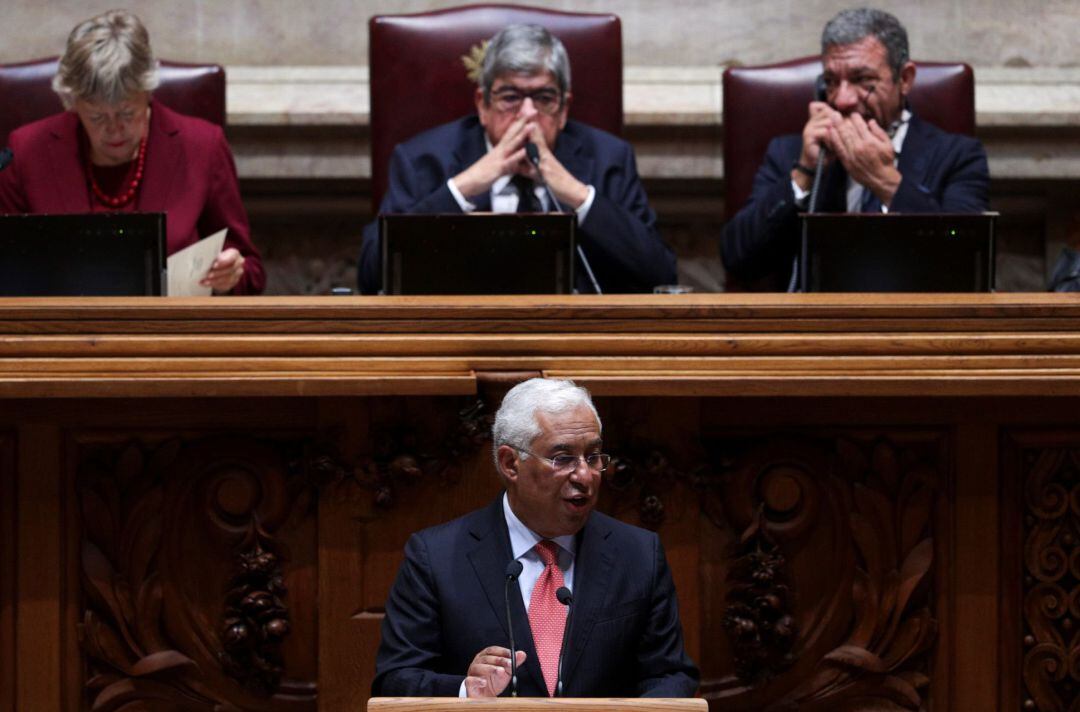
368;699;707;711
2;294;1079;711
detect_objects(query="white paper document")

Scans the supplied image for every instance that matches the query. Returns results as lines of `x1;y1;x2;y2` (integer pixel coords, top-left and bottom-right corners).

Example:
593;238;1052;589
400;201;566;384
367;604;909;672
166;229;227;296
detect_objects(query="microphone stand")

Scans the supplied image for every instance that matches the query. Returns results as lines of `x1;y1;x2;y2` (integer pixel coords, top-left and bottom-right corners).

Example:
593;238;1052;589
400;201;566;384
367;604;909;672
795;144;827;293
524;142;603;295
504;560;523;696
555;586;574;697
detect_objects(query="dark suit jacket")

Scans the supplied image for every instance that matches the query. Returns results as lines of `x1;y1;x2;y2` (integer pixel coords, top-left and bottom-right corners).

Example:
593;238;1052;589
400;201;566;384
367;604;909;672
373;496;699;697
358;115;675;294
0;101;265;294
720;114;990;290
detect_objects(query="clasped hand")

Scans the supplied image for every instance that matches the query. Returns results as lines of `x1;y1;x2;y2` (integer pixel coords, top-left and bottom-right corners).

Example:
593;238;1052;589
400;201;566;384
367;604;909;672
451;118;588;210
799;101;900;206
464;645;528;697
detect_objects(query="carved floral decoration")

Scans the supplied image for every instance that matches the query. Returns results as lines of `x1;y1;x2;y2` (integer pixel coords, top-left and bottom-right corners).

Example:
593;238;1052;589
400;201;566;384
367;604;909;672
705;435;939;711
293;399;494;509
722;508;798;683
78;437;316;711
1020;448;1080;712
602;447;705;529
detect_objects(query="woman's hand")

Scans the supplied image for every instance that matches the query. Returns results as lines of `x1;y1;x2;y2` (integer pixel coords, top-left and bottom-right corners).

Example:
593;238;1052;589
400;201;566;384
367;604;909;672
202;247;246;294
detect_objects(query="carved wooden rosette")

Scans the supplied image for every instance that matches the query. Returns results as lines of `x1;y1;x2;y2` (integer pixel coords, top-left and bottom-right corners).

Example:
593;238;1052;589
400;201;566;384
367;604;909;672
703;434;939;711
1020;448;1080;712
77;437;317;711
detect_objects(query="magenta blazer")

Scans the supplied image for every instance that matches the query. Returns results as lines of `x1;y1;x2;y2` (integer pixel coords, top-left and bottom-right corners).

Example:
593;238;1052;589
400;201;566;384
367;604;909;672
0;100;265;294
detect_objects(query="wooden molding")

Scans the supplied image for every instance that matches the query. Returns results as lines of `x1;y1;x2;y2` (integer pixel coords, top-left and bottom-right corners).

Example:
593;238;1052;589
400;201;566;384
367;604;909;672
1;295;1080;398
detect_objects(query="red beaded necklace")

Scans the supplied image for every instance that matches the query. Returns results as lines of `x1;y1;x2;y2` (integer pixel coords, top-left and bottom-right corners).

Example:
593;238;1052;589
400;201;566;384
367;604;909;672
88;137;147;209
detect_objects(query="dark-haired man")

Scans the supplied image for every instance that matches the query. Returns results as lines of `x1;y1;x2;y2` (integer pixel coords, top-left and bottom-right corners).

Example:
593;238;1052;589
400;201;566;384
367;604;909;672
721;7;990;290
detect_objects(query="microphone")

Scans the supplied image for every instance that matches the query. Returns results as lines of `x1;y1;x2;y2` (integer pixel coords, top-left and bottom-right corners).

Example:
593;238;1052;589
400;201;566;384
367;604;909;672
0;148;12;172
794;75;830;292
524;141;602;295
554;586;574;696
504;559;524;697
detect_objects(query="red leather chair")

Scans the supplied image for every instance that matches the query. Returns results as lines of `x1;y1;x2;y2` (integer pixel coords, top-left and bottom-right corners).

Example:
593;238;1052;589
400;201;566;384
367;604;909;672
722;56;975;218
368;4;623;213
0;58;225;147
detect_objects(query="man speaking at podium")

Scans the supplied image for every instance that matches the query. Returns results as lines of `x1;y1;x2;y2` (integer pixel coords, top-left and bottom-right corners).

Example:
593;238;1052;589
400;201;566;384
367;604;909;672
373;378;699;698
720;7;990;290
358;24;675;295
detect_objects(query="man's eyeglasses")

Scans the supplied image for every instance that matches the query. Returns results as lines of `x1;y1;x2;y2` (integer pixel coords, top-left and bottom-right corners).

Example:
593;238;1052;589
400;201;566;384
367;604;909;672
511;446;611;475
490;87;563;116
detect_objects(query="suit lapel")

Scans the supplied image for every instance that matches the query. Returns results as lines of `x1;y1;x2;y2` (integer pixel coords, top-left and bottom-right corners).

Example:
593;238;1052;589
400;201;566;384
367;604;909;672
46;115;90;213
465;496;545;694
553;124;592;191
137;102;181;215
561;513;614;687
896;114;930;193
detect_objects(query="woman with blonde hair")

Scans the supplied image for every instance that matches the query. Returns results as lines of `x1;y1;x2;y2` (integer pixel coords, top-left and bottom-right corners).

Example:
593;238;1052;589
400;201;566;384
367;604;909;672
0;9;264;294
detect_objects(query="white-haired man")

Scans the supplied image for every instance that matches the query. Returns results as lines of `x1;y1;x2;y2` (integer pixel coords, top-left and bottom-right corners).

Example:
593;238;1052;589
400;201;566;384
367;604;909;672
373;378;699;698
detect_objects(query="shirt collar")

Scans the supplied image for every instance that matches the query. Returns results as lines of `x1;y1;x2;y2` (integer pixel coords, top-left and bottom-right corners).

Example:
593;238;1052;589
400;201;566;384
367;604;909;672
890;108;912;157
502;492;576;560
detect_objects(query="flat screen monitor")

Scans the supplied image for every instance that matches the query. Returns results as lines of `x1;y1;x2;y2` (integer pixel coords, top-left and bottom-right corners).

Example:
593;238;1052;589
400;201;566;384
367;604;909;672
0;212;166;296
799;212;997;292
380;213;575;295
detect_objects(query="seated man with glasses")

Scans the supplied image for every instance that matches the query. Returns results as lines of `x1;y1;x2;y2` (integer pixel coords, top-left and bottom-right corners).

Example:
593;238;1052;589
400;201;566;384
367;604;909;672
720;7;989;290
373;377;699;698
358;23;675;294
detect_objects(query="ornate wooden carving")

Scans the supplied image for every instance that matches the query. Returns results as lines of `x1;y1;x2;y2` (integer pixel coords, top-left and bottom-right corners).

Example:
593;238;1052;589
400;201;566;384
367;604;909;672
297;399;494;509
722;510;797;683
605;448;693;529
703;434;940;711
220;525;290;695
78;437;316;711
1019;448;1080;712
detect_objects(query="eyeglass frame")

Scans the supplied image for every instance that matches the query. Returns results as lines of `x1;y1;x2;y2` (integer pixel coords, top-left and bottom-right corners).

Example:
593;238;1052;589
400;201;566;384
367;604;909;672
509;446;611;474
488;86;565;116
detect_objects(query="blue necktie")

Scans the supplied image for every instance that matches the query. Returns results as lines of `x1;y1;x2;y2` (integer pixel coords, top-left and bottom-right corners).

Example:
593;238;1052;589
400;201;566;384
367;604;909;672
860;188;882;214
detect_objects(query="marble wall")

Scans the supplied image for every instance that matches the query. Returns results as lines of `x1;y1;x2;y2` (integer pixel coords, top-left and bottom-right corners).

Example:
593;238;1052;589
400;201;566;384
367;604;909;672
4;0;1079;68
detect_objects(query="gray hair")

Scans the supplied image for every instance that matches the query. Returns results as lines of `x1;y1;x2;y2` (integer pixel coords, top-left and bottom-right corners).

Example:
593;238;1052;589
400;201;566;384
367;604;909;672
492;378;599;473
821;7;910;79
480;24;571;104
52;9;160;109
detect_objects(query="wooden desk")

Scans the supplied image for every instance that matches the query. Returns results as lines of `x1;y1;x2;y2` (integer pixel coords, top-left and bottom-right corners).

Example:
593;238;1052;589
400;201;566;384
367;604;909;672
1;294;1077;711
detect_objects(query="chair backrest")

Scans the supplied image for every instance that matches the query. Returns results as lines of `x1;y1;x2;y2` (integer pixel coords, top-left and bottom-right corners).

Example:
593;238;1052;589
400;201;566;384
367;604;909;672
722;55;975;217
0;57;226;147
369;3;623;212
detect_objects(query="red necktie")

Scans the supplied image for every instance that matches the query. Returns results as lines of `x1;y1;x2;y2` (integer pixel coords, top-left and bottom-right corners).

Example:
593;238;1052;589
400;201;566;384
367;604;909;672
528;540;567;696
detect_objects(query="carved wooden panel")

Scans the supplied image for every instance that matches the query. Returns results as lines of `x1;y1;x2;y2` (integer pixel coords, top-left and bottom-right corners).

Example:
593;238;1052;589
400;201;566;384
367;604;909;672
0;431;14;712
1003;433;1080;712
697;431;944;712
76;435;318;711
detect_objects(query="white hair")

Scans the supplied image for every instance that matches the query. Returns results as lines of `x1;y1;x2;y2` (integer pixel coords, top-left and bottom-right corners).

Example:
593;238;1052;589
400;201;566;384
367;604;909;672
491;378;599;473
52;9;160;109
